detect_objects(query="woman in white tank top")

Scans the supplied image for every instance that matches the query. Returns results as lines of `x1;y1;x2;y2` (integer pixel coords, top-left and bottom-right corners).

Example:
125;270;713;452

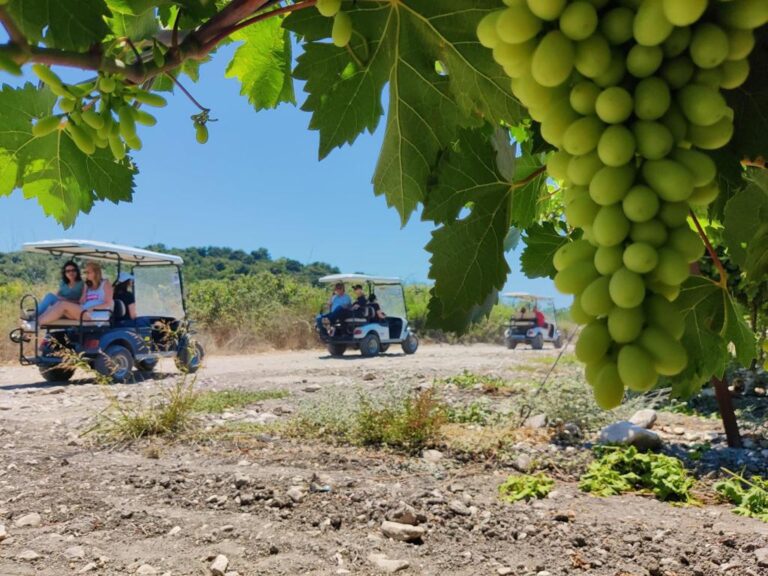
33;261;114;326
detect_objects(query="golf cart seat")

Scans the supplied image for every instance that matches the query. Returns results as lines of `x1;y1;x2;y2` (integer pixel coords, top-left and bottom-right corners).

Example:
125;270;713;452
39;319;111;328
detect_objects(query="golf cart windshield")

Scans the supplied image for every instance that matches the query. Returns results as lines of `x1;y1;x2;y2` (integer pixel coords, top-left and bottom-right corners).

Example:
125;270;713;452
375;283;406;319
134;266;185;319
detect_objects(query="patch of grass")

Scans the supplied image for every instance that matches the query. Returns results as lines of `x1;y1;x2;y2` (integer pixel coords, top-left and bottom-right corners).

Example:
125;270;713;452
446;400;495;426
715;469;768;522
498;472;554;503
579;446;697;503
437;370;511;394
192;388;289;413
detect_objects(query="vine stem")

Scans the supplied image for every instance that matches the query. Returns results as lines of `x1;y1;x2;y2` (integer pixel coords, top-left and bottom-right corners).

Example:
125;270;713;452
512;165;547;190
166;73;209;112
690;210;728;289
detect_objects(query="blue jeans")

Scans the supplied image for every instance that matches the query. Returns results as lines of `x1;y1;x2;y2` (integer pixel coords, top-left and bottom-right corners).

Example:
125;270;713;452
36;293;59;316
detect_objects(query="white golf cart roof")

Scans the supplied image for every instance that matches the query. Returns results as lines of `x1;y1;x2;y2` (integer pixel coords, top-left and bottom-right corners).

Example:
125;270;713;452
503;292;555;301
319;273;402;285
22;239;183;266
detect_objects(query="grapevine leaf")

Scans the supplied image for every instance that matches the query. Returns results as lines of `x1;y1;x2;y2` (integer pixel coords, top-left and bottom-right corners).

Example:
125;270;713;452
106;7;159;41
6;0;110;51
284;0;522;223
492;128;517;182
520;222;569;280
510;152;547;228
723;171;768;268
226;18;295;111
743;224;768;281
105;0;163;15
0;84;135;227
670;309;729;399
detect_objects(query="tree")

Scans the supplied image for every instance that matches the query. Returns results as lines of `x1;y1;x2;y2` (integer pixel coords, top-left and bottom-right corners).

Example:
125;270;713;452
0;0;767;424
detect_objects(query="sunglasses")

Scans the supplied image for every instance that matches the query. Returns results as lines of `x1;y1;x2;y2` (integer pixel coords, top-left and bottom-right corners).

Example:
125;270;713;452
65;268;78;273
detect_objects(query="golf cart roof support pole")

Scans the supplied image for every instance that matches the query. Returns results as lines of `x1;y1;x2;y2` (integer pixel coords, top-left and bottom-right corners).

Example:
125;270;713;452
177;264;187;316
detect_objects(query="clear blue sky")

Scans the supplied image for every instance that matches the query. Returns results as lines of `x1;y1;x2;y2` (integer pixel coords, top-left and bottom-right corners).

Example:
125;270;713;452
0;42;566;305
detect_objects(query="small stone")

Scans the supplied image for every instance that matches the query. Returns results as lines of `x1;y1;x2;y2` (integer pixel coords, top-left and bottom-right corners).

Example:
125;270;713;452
754;387;766;396
755;548;768;567
65;545;86;559
524;414;547;429
79;562;98;573
233;473;251;488
168;526;181;536
672;427;685;435
497;569;513;576
136;565;158;575
210;554;229;576
381;520;426;543
448;500;471;516
363;373;376;381
514;453;532;472
599;421;662;450
368;553;409;573
287;486;305;503
14;512;42;527
17;549;40;561
422;449;444;463
629;409;658;429
0;524;6;541
303;385;322;393
388;503;420;526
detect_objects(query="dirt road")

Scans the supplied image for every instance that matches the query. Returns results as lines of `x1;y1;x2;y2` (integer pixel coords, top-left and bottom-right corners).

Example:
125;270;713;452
0;344;766;576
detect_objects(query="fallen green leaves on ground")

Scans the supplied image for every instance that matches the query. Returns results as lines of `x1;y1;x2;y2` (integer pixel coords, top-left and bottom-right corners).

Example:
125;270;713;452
498;473;554;503
715;469;768;523
192;388;289;414
579;446;697;503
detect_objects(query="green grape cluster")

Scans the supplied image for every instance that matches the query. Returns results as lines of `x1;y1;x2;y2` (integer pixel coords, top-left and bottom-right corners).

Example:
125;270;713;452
316;0;353;47
29;64;167;160
477;0;767;409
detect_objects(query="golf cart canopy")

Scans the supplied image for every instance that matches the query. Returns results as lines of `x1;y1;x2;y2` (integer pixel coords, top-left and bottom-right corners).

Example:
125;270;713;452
503;292;555;302
319;274;402;285
22;240;183;266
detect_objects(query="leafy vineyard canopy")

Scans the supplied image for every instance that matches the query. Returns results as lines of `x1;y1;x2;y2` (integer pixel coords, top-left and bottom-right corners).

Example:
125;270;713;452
0;0;766;402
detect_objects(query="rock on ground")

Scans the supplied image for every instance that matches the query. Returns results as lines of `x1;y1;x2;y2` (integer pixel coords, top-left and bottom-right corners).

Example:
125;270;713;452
368;553;410;574
381;521;426;543
599;421;661;450
629;409;658;429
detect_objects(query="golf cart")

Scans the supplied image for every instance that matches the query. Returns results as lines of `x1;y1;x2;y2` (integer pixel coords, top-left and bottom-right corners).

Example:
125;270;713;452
502;292;563;350
316;274;419;357
8;240;204;383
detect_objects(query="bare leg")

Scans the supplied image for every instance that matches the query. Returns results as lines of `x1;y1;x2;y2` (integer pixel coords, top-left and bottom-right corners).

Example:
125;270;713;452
38;301;82;325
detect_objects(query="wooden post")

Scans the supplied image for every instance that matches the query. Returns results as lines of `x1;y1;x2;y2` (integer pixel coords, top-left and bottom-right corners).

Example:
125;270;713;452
712;377;742;448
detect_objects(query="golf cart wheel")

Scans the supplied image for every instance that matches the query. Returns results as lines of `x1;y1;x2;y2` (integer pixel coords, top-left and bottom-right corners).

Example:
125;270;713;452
553;334;563;349
506;340;517;350
360;332;381;357
401;333;419;355
39;366;75;383
137;358;159;377
327;343;347;356
176;338;204;374
94;345;134;383
531;334;544;350
380;344;390;353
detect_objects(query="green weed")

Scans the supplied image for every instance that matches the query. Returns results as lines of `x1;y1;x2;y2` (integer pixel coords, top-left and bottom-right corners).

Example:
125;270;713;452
192;388;289;413
437;370;511;394
714;469;768;523
498;472;554;503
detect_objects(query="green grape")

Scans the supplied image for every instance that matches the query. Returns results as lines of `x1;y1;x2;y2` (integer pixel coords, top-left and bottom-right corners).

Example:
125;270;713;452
631;219;668;247
626;44;663;78
59;98;76;113
687;115;734;150
718;0;768;31
661;0;707;26
585;355;610;386
660;104;688;145
546;149;572;181
653;247;689;285
678;84;727;127
609;267;646;308
124;133;142;150
564;194;601;227
633;120;673;160
497;4;542;44
570;81;601;115
494;40;536;77
645;294;684;339
720;59;750;89
97;75;116;94
316;0;342;18
0;51;22;76
81;109;104;130
594;50;626;87
597;125;635;167
511;74;567;110
671;147;716;187
575;321;611;363
646;278;680;301
32;64;64;89
660;56;694;91
633;0;674;46
595;86;633;124
693;67;724;90
568;151;604;185
593;204;631;247
690;23;730;69
563;186;588;206
540;97;580;147
574;34;612;78
132;109;157;127
117;106;137;140
638;326;687;376
600;7;634;45
571;294;596;324
594;245;624;275
581;276;614;317
93;132;108;149
332;11;353;47
559;1;598;41
589;163;635;206
66;122;96;155
726;28;755;60
658;201;690;227
554;262;599;295
553;238;596;271
562;116;605;156
593;362;625;409
642;159;694;202
623;242;658;273
622;185;659;223
132;89;167;108
618;345;658;392
108;134;126;161
195;123;209;144
634;77;671;120
97;112;113;140
532;31;575;87
662;26;692;58
528;0;567;20
477;11;503;48
608;305;644;343
688;181;720;206
31;115;61;137
668;226;704;263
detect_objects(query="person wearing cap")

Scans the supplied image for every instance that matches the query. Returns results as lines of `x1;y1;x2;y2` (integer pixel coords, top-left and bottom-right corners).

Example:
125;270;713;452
113;271;136;323
351;284;367;315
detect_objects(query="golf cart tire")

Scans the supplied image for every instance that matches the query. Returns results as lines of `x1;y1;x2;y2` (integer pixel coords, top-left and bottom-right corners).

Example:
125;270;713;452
137;358;159;377
506;340;517;350
39;366;75;383
380;343;390;353
360;332;381;357
531;334;544;350
176;339;204;374
327;343;347;356
95;345;134;383
401;334;419;355
553;335;563;349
